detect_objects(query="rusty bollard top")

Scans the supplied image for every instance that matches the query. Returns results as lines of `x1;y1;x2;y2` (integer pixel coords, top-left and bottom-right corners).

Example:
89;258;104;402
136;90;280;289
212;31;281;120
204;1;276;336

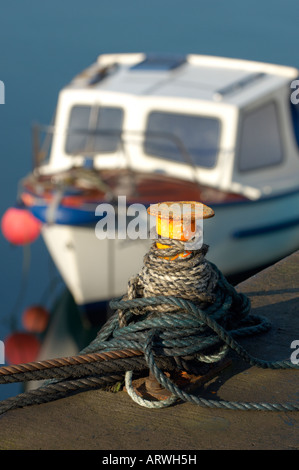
147;201;215;260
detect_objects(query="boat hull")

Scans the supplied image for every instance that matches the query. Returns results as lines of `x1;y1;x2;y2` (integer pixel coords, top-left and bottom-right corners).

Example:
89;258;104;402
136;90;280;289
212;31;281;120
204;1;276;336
41;187;299;319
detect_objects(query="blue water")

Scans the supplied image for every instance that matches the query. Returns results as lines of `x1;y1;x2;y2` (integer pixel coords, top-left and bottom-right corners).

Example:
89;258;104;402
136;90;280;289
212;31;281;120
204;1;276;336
0;0;299;400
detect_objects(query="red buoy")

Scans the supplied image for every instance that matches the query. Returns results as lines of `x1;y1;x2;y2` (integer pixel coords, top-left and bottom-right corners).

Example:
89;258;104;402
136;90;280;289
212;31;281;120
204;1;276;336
1;207;41;245
22;305;49;333
4;332;41;365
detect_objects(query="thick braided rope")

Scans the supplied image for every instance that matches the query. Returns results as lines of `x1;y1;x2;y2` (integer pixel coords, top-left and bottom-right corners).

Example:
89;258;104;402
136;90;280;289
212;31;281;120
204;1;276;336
141;329;299;411
0;241;299;413
0;353;177;415
108;241;299;410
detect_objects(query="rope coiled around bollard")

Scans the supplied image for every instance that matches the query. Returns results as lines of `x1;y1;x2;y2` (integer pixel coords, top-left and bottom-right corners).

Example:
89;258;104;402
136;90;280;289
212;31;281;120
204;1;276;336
0;241;299;413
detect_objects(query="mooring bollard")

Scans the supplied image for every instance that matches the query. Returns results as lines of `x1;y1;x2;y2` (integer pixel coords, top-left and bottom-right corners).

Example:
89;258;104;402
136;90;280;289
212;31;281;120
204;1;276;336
124;200;232;403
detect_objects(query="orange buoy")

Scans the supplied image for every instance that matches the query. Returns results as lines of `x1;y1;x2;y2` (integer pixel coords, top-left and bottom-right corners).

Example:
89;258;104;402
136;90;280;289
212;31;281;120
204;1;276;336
22;305;49;333
1;207;41;245
4;332;41;365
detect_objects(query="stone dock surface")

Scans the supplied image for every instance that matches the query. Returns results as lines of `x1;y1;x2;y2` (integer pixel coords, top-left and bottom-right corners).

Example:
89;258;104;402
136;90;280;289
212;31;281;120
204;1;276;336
1;251;299;450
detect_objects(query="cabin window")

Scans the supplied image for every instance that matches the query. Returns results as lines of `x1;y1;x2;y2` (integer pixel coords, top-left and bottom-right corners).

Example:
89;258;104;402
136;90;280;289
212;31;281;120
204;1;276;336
144;111;221;168
238;102;283;171
65;105;124;154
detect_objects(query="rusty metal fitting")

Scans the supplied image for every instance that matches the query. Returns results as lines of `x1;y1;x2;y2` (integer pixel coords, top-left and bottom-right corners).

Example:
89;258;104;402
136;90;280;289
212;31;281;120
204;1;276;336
147;200;214;241
125;201;222;402
147;200;214;261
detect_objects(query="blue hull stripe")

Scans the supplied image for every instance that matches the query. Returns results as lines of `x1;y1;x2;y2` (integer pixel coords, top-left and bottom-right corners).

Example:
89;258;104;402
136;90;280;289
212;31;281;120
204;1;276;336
27;185;299;227
30;205;98;225
232;216;299;239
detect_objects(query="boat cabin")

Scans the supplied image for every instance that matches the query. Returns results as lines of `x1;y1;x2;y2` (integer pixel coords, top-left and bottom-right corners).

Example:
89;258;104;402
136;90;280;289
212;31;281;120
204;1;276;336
36;53;299;200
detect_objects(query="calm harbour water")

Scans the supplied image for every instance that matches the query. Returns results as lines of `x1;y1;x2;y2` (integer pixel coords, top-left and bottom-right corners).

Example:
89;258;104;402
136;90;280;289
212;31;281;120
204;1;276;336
0;0;298;400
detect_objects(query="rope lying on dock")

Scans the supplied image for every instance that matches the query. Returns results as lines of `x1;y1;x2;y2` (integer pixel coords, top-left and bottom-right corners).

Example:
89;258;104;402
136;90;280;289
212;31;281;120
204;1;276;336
0;240;299;414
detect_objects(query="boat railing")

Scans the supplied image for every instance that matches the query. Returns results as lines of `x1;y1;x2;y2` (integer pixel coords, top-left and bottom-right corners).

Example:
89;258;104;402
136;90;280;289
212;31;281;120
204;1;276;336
32;124;229;177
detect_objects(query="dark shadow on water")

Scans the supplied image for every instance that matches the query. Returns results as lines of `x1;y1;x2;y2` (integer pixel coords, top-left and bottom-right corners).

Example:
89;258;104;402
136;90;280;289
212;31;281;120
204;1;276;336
241;287;299;297
227;263;272;286
226;250;298;287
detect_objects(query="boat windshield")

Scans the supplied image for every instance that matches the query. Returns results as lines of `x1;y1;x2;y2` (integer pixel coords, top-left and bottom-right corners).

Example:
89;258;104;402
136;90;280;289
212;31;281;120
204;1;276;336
32;106;222;170
144;111;221;168
65;105;124;155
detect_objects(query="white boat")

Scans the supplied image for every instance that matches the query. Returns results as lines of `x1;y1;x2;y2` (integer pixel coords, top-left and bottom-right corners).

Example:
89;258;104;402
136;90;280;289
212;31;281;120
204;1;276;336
19;52;299;325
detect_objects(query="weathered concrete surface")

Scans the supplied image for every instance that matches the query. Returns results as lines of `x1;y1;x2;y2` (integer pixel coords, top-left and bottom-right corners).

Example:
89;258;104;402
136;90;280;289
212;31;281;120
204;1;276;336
1;251;299;450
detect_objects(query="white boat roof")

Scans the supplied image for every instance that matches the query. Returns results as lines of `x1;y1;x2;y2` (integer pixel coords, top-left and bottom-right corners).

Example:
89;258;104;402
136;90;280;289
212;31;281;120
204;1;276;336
67;53;298;108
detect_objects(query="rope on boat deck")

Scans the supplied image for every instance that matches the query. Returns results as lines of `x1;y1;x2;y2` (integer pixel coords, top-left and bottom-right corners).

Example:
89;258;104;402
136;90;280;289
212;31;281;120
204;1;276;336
0;240;299;414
